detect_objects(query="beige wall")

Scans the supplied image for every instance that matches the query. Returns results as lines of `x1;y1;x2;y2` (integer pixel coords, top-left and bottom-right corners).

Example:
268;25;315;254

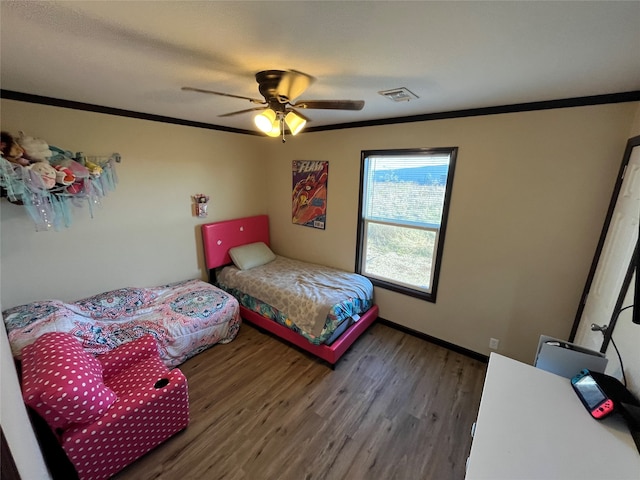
0;99;270;478
630;103;640;136
265;103;639;364
3;100;635;362
1;99;268;306
1;99;638;477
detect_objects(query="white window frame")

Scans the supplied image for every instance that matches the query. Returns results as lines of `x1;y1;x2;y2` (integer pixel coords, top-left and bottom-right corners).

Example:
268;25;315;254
356;147;458;302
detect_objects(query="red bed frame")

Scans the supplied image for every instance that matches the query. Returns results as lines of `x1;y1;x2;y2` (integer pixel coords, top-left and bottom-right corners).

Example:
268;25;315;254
201;215;378;365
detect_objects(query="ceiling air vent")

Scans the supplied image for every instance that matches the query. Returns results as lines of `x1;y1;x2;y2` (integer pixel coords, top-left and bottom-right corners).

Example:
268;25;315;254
378;87;419;102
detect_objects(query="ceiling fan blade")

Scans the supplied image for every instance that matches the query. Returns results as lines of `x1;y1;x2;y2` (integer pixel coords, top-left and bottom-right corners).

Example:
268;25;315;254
291;99;365;111
218;107;266;118
181;86;265;104
276;70;315;103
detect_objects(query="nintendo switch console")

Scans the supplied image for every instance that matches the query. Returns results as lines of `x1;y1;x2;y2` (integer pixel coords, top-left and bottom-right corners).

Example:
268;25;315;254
571;369;615;419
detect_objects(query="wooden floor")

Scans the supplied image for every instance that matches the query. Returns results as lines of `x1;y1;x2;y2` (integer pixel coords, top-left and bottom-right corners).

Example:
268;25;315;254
113;321;487;480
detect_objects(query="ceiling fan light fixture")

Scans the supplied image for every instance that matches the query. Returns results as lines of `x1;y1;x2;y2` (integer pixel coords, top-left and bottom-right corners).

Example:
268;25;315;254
265;120;281;137
284;111;306;135
184;70;364;140
254;108;278;134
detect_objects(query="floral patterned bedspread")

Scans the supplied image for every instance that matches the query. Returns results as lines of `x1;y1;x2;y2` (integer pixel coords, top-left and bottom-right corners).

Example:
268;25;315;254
3;279;240;367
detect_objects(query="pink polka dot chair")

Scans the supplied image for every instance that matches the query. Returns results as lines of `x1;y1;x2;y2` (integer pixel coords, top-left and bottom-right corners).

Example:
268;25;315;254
21;331;190;480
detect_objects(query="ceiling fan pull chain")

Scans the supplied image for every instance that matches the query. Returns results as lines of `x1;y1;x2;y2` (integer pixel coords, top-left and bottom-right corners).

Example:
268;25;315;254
281;117;286;143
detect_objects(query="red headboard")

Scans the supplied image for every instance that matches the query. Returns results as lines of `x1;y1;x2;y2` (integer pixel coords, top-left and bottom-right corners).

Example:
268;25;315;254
201;215;270;269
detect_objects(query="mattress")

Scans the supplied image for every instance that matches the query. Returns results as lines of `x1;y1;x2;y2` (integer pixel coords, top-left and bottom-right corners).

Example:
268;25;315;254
216;255;374;345
3;279;241;367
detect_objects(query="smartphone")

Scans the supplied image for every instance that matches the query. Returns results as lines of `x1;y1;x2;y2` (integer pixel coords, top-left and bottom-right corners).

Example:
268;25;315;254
571;369;614;419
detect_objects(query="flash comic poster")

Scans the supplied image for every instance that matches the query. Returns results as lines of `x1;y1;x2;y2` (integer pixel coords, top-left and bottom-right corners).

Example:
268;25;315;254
292;160;328;229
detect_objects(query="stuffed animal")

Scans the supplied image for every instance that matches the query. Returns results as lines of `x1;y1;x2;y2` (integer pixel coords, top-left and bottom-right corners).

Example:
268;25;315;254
53;158;89;178
28;162;57;189
53;165;76;185
66;179;85;195
85;159;103;177
0;131;30;166
17;131;51;163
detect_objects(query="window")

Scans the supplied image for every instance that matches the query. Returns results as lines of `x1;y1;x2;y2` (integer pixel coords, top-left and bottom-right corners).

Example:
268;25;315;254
356;147;457;302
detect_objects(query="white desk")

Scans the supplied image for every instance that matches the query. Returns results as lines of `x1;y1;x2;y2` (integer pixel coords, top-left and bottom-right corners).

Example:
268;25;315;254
465;353;640;480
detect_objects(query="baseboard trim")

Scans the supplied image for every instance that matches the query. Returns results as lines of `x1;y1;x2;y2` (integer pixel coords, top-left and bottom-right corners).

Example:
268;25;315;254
377;317;489;363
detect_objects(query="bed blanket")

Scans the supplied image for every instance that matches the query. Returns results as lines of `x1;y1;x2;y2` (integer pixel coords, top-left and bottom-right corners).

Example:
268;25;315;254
217;256;373;338
3;279;240;367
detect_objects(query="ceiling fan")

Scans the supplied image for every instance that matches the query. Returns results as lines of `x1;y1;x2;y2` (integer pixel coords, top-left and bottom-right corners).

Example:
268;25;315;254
182;70;365;141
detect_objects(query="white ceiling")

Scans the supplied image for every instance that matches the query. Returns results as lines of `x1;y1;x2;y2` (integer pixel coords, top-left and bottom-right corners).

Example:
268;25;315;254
1;1;639;133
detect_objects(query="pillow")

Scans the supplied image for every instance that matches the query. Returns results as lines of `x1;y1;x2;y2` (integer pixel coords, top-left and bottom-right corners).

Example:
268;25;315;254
40;368;117;425
23;332;117;427
229;242;276;270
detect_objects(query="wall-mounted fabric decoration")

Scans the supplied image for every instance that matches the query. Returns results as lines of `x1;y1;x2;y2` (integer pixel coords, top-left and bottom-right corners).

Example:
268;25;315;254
292;160;328;229
0;130;121;231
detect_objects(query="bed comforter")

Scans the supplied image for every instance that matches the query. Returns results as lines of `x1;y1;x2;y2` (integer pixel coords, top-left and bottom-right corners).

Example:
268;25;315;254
217;255;373;343
3;279;240;367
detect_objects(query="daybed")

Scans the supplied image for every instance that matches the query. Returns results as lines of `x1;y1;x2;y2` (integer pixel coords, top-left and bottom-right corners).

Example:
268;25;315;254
3;278;240;367
201;215;378;365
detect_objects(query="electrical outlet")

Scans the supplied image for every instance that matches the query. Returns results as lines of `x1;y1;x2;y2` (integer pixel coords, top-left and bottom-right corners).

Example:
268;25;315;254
489;338;499;350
